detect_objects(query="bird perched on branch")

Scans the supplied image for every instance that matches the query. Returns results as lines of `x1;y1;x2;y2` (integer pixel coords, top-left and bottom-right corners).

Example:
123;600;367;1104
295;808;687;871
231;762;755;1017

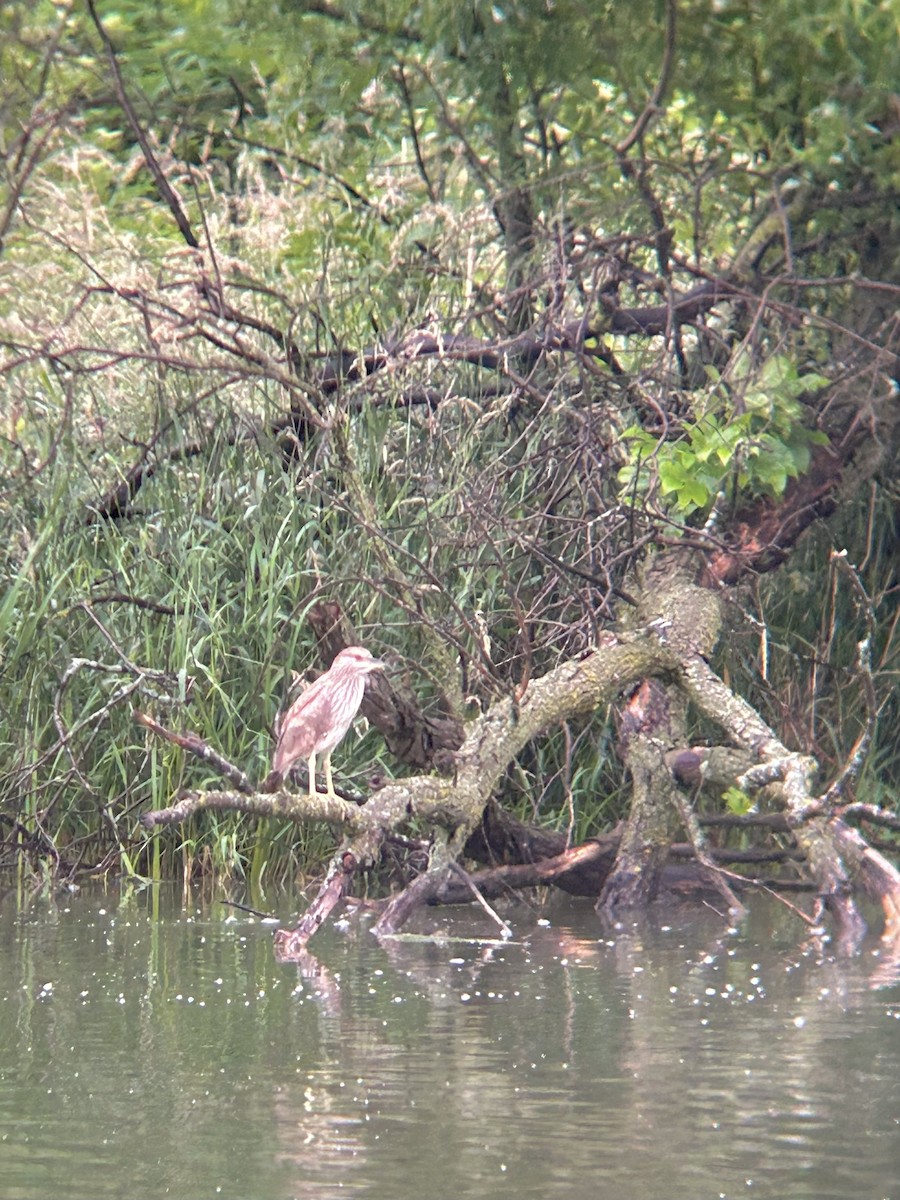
267;646;385;797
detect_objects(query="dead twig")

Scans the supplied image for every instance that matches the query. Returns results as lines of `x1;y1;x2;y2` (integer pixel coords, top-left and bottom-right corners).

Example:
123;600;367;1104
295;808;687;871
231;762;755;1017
133;712;255;794
615;0;678;155
820;550;878;805
448;862;514;939
85;0;199;248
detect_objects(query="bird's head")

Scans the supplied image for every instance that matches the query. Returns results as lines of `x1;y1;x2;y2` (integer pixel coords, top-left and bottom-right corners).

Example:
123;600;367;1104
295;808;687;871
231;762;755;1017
332;646;386;677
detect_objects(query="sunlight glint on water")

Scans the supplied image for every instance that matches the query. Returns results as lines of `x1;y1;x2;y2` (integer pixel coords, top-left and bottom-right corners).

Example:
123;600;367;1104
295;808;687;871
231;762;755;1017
0;889;897;1200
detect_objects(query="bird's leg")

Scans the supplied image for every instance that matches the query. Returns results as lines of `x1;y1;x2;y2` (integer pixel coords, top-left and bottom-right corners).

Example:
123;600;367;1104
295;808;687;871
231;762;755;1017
323;752;335;798
307;751;318;798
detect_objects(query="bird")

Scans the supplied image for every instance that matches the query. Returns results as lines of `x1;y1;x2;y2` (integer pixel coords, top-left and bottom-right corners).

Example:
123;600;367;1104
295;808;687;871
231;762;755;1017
268;646;385;797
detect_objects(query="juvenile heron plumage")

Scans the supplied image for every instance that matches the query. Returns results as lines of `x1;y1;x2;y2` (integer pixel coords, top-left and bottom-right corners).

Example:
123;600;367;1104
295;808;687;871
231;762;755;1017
270;646;385;796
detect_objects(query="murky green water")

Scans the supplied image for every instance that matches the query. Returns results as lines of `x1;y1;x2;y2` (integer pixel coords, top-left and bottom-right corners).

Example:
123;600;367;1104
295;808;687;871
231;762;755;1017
0;885;897;1200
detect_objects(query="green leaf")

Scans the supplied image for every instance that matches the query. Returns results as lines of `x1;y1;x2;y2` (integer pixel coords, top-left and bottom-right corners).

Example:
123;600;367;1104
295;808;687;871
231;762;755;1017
723;787;755;816
658;460;687;495
798;372;830;393
681;478;711;509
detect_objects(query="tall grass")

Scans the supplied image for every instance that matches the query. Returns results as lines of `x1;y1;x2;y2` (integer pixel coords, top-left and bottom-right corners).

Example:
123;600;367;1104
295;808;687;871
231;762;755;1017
1;409;371;881
5;357;898;882
720;489;900;798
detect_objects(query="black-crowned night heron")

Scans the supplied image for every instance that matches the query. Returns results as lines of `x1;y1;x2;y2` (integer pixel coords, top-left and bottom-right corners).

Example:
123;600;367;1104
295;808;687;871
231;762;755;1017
269;646;385;796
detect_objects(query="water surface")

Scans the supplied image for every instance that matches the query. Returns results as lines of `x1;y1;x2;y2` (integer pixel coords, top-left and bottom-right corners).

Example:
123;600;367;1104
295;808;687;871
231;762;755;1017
0;887;897;1200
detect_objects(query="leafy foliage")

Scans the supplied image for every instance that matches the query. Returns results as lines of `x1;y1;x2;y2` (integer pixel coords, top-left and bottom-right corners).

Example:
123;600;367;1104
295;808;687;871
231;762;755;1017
619;354;831;515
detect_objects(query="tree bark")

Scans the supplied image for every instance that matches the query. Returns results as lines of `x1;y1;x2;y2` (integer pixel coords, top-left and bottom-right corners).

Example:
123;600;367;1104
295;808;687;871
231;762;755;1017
598;678;684;914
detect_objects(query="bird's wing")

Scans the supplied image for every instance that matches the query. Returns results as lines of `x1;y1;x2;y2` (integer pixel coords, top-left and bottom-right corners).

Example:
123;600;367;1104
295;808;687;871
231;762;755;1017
272;707;318;776
272;675;339;776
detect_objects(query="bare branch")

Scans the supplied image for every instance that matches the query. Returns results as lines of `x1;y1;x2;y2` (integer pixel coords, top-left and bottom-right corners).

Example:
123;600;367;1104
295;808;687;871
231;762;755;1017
133;712;255;795
615;0;678;155
85;0;200;248
820;550;878;804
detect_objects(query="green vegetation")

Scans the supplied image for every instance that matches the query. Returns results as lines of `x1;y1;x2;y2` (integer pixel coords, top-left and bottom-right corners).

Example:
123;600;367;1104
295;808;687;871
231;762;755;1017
1;0;898;886
620;354;832;515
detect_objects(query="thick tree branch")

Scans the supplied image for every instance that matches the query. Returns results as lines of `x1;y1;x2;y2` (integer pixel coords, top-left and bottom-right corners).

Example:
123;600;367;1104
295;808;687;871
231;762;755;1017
137;570;900;953
139;786;368;831
679;648;900;948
